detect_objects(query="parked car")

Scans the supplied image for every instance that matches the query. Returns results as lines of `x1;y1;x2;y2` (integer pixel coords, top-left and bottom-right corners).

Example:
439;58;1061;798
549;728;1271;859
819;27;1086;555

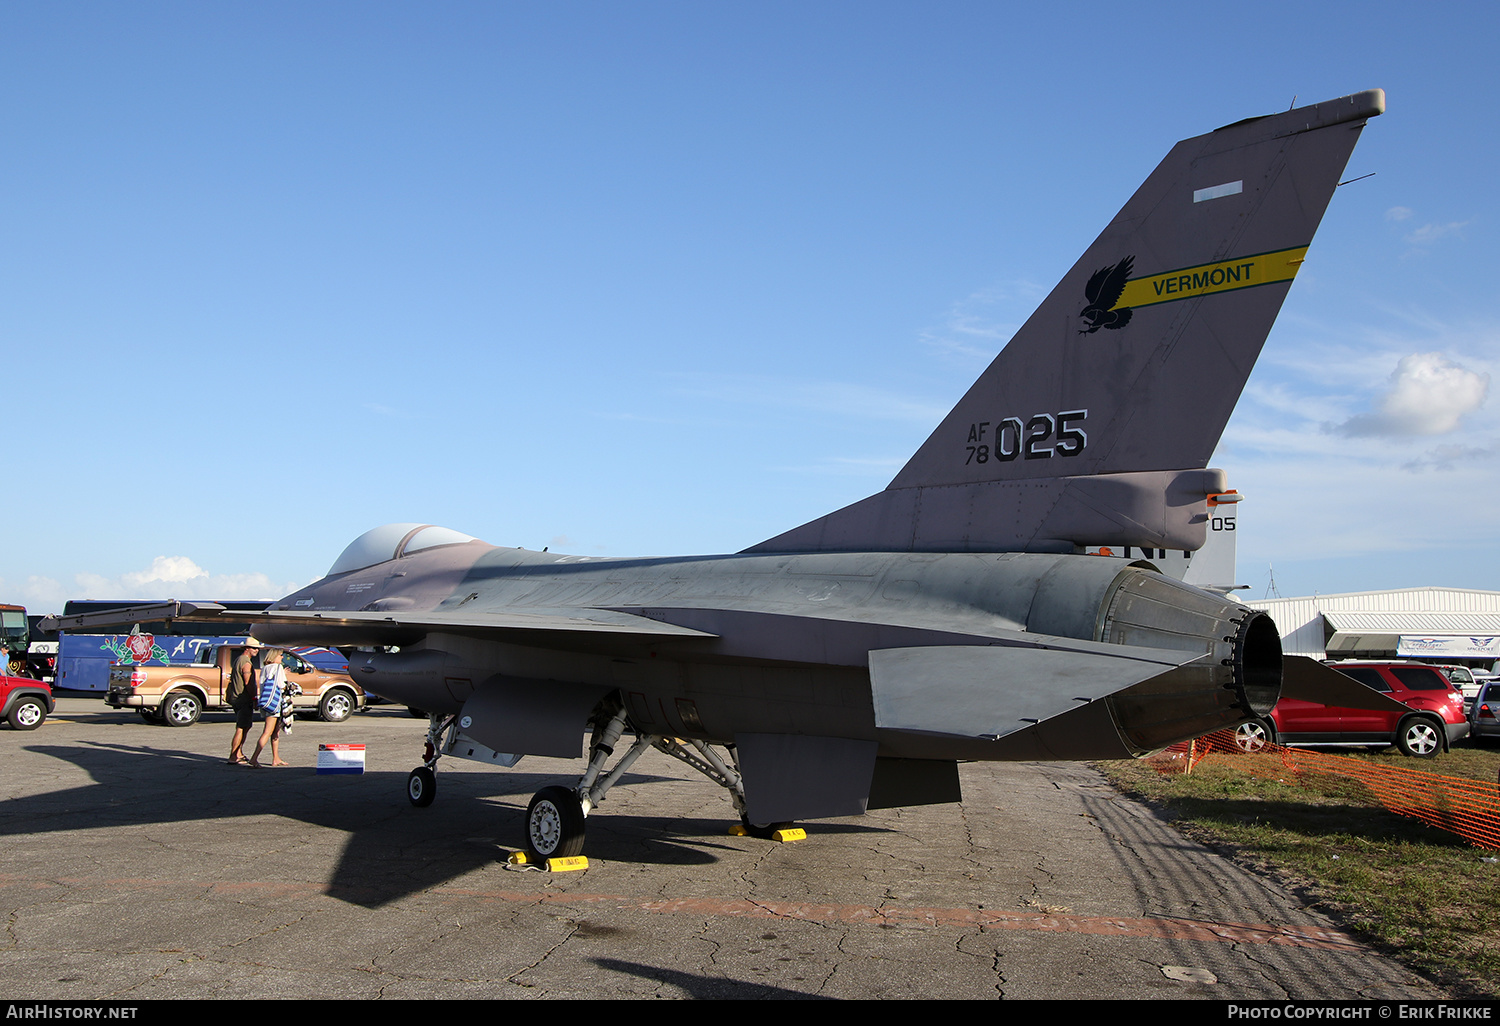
107;643;365;726
1469;671;1499;714
1;673;54;731
1468;680;1500;744
1233;661;1469;758
1436;664;1484;712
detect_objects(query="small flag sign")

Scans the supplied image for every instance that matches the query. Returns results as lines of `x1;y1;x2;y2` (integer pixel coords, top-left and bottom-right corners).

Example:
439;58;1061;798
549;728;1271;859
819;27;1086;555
317;743;366;775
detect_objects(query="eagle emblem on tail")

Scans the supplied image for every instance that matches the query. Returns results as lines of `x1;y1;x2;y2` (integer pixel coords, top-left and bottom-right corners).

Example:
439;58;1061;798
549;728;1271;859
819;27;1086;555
1078;256;1134;333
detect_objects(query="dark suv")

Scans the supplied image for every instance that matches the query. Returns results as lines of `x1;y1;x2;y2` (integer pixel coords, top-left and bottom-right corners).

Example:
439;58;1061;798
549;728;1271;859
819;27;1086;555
1234;662;1468;758
1468;680;1500;744
1;673;53;731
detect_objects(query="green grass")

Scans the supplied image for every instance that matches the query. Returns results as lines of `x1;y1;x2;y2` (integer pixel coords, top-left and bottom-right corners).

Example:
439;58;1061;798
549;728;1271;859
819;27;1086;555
1098;739;1500;997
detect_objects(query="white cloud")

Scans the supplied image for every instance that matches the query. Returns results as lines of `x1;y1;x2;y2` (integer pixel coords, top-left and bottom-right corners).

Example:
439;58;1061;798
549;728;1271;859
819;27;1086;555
122;556;207;586
1402;443;1500;472
670;373;949;424
769;455;906;477
12;576;71;613
1404;220;1469;247
919;280;1045;365
1222;445;1500;567
1380;205;1469;249
1336;352;1489;437
1210;316;1500;583
11;557;305;611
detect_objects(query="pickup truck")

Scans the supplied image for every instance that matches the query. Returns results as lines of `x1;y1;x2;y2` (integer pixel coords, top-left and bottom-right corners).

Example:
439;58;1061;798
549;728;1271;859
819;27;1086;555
106;644;366;727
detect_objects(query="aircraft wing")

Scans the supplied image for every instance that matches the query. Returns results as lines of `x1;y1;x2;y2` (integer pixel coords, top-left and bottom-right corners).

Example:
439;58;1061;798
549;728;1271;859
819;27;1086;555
42;601;237;634
41;601;717;640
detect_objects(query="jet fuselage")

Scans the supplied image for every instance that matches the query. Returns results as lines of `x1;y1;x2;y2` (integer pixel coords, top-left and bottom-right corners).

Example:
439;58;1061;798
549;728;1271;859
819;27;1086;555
256;538;1280;763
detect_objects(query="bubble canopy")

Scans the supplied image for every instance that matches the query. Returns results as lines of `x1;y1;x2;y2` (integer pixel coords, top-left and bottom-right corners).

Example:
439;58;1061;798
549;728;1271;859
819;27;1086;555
327;524;479;576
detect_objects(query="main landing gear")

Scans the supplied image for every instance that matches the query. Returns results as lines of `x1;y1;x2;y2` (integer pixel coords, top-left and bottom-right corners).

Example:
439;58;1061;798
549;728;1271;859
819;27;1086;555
404;698;792;862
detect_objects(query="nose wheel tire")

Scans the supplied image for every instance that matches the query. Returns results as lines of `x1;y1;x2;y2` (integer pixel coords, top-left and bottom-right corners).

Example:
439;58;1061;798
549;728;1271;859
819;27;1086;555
407;766;436;807
1397;718;1442;758
526;786;586;860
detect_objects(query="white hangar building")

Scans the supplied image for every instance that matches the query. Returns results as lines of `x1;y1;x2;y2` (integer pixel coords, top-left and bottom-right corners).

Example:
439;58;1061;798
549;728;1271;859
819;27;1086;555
1246;588;1500;668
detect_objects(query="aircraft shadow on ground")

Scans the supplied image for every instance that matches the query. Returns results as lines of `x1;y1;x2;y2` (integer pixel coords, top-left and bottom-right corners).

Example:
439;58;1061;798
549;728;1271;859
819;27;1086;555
8;740;851;907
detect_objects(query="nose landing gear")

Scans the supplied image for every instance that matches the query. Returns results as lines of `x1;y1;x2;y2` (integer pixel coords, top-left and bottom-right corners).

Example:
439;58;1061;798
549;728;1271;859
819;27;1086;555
407;765;436;807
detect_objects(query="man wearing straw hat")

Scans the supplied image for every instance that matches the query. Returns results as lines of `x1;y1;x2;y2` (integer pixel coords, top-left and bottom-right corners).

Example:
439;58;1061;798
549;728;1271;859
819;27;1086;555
226;638;261;765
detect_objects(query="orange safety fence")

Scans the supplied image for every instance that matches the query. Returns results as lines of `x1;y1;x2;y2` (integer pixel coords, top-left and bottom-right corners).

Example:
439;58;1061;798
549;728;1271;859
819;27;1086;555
1157;729;1500;852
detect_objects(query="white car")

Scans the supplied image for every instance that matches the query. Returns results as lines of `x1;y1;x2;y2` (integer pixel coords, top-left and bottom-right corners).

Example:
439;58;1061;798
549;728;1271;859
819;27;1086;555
1436;665;1491;713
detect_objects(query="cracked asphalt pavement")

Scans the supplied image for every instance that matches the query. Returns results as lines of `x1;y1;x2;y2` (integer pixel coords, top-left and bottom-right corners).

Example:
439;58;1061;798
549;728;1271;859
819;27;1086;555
0;699;1448;999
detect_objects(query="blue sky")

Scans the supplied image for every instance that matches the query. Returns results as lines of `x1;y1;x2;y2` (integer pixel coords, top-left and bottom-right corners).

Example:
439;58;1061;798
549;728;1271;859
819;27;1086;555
3;2;1496;610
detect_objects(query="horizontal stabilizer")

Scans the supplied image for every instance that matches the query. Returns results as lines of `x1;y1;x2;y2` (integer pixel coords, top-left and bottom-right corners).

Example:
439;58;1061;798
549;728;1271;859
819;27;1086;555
869;642;1199;740
1280;656;1413;714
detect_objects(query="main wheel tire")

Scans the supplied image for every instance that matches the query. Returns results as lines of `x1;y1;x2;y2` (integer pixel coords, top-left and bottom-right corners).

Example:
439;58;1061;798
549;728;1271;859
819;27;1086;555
8;698;45;731
319;689;355;723
1397;717;1442;758
739;816;795;840
1233;719;1275;753
526;786;586;860
162;690;202;727
407;766;436;807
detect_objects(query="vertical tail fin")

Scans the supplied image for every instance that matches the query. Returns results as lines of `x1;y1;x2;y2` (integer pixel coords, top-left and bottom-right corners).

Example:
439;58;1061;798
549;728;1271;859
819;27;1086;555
750;90;1383;555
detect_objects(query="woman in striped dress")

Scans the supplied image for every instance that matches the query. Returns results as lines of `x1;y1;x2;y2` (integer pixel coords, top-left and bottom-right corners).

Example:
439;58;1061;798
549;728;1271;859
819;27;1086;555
249;648;291;768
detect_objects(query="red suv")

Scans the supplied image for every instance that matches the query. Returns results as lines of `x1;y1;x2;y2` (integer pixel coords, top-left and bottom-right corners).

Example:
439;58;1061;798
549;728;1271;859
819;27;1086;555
1235;662;1468;758
1;673;53;731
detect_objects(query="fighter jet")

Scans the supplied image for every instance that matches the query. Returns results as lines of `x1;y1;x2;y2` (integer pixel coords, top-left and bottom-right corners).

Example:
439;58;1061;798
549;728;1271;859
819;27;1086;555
49;90;1384;862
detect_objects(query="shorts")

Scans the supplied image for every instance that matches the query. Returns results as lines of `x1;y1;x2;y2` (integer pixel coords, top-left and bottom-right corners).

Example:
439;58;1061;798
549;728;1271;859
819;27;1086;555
233;698;255;730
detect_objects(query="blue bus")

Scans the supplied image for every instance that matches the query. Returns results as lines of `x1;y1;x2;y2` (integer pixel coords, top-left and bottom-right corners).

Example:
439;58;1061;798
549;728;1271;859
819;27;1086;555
53;601;348;692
